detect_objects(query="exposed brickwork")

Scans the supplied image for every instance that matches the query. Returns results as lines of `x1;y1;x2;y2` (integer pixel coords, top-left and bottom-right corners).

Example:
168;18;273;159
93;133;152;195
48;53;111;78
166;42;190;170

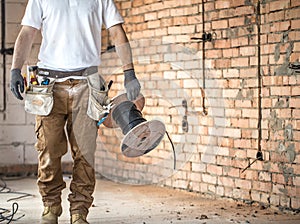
0;0;299;212
97;0;300;212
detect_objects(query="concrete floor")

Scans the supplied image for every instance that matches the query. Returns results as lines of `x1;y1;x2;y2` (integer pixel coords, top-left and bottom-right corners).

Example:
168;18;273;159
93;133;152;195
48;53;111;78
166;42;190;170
0;176;299;224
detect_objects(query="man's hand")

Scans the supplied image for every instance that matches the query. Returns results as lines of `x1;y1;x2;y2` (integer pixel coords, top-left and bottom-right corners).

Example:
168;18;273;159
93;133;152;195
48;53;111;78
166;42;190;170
124;69;141;101
10;68;24;100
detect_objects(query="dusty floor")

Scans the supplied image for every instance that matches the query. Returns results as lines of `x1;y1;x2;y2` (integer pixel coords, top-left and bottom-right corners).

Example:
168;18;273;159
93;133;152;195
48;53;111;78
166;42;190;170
0;176;299;224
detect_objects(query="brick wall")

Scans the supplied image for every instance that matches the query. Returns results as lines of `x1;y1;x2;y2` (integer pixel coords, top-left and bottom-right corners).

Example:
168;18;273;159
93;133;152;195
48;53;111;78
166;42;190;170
0;0;298;212
97;0;300;211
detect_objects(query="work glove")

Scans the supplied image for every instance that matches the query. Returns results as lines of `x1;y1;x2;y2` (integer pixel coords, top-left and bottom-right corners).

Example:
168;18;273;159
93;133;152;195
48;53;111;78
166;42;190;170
124;69;141;101
10;68;24;100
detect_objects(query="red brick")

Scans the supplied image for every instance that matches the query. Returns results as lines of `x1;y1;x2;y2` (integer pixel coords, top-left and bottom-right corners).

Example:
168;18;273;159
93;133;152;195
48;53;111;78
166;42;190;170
215;59;231;68
292;0;300;7
219;176;234;187
252;181;272;192
235;179;252;189
285;7;300;20
289;30;300;41
219;8;235;18
203;1;214;11
229;17;244;28
147;20;161;29
270;21;291;32
144;12;157;21
170;6;198;16
206;49;222;58
292;86;300;96
173;17;188;25
207;164;223;175
168;26;181;35
241;170;258;180
161;18;173;27
234;6;254;16
202;174;217;184
155;28;168;36
268;11;285;22
144;0;157;4
271;86;291;96
177;0;192;6
157;9;170;18
223;48;239;58
231;37;249;47
272;173;289;185
163;0;181;8
232;158;248;169
267;33;282;43
188;15;202;24
231;57;249;67
212;20;228;29
150;2;164;10
270;0;289;12
214;39;231;49
230;149;247;159
223;167;239;178
226;78;240;87
240;46;256;56
233;139;251;148
215;0;230;9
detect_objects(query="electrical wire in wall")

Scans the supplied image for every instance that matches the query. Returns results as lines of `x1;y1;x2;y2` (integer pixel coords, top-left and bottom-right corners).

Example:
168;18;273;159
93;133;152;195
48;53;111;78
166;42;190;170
0;177;34;223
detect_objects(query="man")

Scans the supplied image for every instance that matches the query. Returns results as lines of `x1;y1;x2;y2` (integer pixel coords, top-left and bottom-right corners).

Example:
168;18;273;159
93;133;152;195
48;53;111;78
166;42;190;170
10;0;140;223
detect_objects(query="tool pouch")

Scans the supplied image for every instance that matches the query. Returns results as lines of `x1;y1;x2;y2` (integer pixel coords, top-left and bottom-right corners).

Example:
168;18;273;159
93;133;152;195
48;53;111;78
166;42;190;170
24;82;55;116
87;73;110;121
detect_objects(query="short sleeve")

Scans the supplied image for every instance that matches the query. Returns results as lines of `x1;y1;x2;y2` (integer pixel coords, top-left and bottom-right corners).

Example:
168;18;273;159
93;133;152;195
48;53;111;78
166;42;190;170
21;0;43;30
102;0;124;29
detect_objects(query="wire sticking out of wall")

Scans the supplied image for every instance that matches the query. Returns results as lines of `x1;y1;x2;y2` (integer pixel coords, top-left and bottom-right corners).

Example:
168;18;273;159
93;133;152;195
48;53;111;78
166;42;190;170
0;177;34;223
0;0;7;113
256;0;264;163
241;0;264;173
0;0;14;113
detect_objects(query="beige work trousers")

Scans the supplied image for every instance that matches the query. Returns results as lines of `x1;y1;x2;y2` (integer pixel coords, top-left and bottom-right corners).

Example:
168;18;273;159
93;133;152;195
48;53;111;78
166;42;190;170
34;79;98;217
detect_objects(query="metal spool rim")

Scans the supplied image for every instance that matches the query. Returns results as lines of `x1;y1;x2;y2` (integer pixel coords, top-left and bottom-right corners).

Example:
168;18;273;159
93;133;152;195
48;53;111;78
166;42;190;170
103;93;145;128
120;120;166;158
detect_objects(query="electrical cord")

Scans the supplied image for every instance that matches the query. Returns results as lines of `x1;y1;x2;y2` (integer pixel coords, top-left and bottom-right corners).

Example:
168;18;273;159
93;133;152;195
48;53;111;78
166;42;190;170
166;131;176;170
0;177;33;223
0;177;34;201
0;202;23;223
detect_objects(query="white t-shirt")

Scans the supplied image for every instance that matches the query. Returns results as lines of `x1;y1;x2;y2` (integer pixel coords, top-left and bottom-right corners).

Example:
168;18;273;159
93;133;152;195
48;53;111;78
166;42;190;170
22;0;124;71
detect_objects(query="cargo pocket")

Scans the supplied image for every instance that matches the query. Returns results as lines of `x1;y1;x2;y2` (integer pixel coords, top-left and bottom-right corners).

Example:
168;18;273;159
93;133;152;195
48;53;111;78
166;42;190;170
24;82;55;116
34;118;45;151
86;73;110;121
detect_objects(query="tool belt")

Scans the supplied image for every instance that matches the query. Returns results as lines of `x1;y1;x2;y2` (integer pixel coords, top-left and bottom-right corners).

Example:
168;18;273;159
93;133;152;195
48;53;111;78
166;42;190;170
37;66;98;79
86;73;111;121
25;66;110;118
24;79;55;116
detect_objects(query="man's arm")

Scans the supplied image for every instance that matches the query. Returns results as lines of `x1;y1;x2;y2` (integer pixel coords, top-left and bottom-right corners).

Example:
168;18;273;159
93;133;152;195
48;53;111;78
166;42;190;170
10;26;38;100
108;24;140;101
108;24;133;71
12;25;38;70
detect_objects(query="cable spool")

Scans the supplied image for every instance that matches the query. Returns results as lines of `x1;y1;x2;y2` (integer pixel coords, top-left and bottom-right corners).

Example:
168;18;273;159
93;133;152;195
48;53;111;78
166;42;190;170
103;93;166;157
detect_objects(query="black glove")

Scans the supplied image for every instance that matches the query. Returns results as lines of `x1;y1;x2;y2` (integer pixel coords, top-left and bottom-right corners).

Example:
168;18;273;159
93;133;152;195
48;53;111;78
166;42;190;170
124;69;141;101
10;68;24;100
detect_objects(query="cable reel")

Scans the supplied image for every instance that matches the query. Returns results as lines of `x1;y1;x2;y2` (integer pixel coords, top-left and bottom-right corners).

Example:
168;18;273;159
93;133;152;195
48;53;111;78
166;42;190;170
103;93;166;158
